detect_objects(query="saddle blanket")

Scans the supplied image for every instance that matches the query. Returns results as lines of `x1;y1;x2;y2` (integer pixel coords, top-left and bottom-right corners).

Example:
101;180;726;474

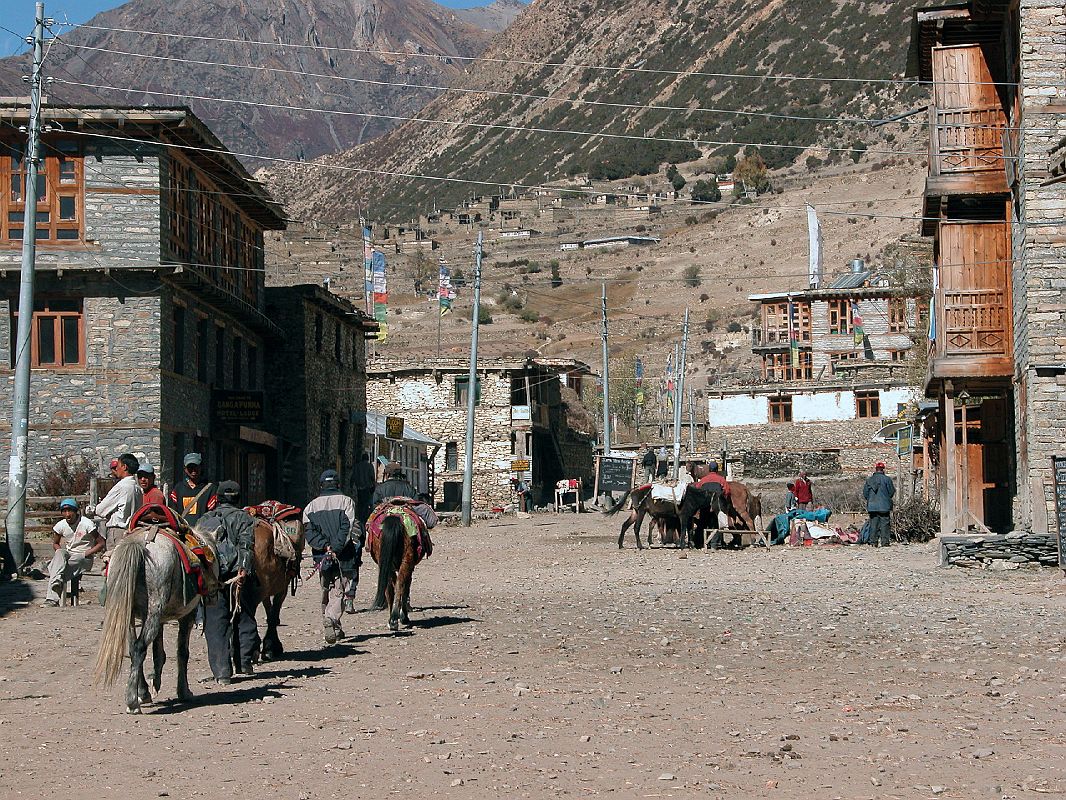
133;524;215;602
246;500;303;561
272;522;298;562
650;482;686;503
366;502;430;561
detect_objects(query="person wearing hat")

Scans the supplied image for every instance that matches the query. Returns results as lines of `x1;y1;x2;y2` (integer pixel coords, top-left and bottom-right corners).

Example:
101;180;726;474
196;480;257;683
88;453;143;552
862;461;896;547
137;463;166;508
371;462;417;507
303;469;361;644
168;452;217;527
42;498;103;607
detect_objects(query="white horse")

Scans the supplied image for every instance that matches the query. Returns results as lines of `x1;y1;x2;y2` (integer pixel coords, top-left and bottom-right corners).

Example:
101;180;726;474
95;522;218;713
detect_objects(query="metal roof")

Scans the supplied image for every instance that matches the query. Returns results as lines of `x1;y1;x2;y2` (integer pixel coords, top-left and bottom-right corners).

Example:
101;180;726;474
364;412;440;447
828;270;872;289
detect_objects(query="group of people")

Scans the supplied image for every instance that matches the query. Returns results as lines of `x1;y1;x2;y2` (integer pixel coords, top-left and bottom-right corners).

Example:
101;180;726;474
43;450;428;684
778;464;897;546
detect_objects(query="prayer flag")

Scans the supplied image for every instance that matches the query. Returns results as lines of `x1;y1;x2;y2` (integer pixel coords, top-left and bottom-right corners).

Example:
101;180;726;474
806;203;822;289
438;256;453;317
362;227;374;316
372;250;388;341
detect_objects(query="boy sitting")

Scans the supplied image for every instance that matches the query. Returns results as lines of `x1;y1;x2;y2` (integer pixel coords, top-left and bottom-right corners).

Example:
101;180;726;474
42;498;103;607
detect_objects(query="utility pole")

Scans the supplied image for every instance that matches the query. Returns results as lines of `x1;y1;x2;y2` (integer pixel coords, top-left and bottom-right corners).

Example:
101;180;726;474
600;282;611;456
688;383;696;455
671;309;690;480
460;231;483;527
5;2;46;575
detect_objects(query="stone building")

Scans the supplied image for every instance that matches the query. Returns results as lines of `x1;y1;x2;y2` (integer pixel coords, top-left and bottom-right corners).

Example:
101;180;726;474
0;104;286;499
704;263;926;478
907;0;1066;535
366;357;594;511
264;284;377;505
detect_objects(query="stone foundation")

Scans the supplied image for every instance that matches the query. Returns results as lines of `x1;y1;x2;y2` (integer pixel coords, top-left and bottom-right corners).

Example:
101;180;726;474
939;534;1058;569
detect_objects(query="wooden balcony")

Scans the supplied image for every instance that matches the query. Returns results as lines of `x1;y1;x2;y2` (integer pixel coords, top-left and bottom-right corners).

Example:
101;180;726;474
928;224;1013;387
926;105;1009;198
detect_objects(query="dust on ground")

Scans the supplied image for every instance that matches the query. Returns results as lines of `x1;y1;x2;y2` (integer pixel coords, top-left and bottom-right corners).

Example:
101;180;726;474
1;512;1064;799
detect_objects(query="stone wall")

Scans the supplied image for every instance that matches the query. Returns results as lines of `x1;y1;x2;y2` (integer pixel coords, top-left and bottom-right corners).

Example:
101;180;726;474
0;272;163;492
808;297;916;374
1012;0;1066;534
367;369;515;509
940;534;1058;569
742;450;842;480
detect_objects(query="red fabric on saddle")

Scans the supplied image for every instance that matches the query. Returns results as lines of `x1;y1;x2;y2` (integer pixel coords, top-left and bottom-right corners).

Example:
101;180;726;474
245;500;302;523
129;503;182;531
366;500;428;561
693;473;730;497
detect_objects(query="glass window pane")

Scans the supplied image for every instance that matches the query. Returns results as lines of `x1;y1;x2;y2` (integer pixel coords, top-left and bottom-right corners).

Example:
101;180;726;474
35;228;50;240
36;211;49;223
10;174;21;201
62;316;80;364
59;196;75;220
8;212;23;223
9;228;22;240
56;229;78;240
59;159;76;183
37;316;56;364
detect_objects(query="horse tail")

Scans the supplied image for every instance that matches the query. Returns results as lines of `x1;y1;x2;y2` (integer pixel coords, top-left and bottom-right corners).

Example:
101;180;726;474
605;485;650;517
95;538;146;687
603;489;632;516
373;516;404;610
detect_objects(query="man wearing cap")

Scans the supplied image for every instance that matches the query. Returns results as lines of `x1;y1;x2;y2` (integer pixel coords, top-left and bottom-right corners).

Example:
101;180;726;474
862;461;896;547
42;499;103;607
303;470;361;644
89;453;142;552
168;453;217;527
372;462;417;507
137;463;166;508
196;480;257;683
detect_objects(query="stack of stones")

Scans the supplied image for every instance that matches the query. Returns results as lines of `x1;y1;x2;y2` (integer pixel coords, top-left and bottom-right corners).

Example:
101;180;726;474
940;533;1059;569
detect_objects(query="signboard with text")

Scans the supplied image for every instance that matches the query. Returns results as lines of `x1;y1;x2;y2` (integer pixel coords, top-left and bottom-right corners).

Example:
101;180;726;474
212;390;264;424
511;459;531;473
385;416;405;441
1052;455;1066;567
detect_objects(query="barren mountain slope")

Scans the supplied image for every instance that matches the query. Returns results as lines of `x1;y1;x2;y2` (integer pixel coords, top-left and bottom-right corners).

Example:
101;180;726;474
269;0;920;221
1;0;497;159
454;0;527;32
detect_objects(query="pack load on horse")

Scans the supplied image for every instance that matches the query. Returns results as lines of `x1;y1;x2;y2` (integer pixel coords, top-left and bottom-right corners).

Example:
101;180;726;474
687;461;764;539
95;503;219;713
244;500;306;662
607;472;724;550
366;497;436;631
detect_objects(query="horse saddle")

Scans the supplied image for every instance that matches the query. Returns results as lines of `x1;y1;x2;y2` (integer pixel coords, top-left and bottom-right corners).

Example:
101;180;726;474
129;505;217;598
367;502;431;560
246;501;303;563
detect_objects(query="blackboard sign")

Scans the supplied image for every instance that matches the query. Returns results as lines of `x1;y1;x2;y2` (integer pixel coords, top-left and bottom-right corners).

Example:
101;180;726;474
1052;456;1066;567
595;456;636;495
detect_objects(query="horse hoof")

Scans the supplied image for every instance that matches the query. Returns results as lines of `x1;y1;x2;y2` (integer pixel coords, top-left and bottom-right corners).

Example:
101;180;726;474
126;704;141;715
388;620;400;632
177;688;194;702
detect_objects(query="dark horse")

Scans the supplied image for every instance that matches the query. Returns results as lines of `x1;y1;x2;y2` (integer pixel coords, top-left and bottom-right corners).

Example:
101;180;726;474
686;462;763;531
607;483;723;550
368;508;429;631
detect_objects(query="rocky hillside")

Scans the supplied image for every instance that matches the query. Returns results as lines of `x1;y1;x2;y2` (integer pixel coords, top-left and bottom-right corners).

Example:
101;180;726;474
271;0;921;221
0;0;502;160
454;0;527;33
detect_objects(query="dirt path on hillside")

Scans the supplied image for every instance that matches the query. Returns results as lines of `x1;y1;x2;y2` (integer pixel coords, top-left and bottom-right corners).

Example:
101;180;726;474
1;514;1064;799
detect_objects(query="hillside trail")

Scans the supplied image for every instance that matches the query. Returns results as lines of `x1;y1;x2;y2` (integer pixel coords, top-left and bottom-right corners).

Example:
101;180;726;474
1;513;1064;799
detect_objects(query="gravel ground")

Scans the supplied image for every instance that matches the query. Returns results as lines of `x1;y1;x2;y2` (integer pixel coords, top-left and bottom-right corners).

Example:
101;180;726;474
1;513;1064;800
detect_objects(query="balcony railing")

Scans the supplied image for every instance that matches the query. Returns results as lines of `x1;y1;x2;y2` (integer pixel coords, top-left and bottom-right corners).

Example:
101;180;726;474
930;105;1007;177
936;288;1010;357
751;328;811;347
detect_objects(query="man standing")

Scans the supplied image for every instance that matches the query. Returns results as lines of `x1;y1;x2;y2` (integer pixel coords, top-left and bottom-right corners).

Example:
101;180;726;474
196;481;257;683
372;462;417;506
168;453;217;528
863;461;896;547
91;453;142;552
137;463;166;508
655;446;669;479
303;470;360;644
793;471;814;510
352;452;377;525
641;446;657;485
42;498;103;607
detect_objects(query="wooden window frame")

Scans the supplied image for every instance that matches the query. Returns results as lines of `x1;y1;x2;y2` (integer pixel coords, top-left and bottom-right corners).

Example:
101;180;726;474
888;298;908;333
455;376;481;407
445;441;459;471
1;139;85;246
761;351;812;381
172;303;186;375
827;300;853;335
855;390;881;419
769;395;793;424
762;301;811;343
10;298;85;368
196;316;210;383
830;351;860;374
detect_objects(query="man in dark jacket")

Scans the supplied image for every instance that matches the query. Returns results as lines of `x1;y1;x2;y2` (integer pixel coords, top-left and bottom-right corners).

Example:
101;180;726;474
641;447;657;485
303;469;360;644
196;480;257;683
168;452;218;528
862;461;896;547
371;462;417;507
352;452;377;525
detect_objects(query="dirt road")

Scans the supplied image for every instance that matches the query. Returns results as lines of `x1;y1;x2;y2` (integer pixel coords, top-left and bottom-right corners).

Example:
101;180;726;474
1;514;1064;799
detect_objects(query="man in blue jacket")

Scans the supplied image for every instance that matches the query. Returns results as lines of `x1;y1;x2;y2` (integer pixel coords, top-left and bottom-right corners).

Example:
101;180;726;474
862;461;896;547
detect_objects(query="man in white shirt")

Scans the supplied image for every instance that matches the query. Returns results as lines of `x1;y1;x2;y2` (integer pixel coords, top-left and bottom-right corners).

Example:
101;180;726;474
89;453;143;552
43;498;103;607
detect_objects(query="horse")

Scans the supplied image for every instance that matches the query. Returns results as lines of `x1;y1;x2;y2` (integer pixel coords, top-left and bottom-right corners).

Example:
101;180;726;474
608;483;723;549
95;507;218;713
245;501;306;662
367;502;431;631
686;462;762;531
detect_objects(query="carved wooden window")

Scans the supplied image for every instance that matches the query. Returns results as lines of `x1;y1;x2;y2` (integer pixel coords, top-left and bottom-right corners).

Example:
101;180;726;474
769;395;793;424
828;300;852;335
1;139;84;245
762;351;812;381
762;301;811;343
888;298;909;333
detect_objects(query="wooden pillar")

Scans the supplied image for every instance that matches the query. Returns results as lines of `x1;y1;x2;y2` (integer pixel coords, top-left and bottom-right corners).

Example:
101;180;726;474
943;394;958;535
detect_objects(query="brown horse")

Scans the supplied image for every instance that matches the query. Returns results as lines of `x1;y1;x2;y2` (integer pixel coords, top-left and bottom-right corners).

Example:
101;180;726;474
367;507;428;631
245;502;305;662
607;483;724;549
686;462;762;531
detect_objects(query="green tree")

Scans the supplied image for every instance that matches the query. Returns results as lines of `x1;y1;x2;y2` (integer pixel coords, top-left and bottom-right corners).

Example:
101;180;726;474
666;164;686;192
550;260;563;289
690;177;721;203
584;353;642;427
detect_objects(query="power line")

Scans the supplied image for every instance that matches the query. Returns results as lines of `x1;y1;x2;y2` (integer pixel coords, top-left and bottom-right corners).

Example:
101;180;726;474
52;77;936;158
60;20;1023;88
